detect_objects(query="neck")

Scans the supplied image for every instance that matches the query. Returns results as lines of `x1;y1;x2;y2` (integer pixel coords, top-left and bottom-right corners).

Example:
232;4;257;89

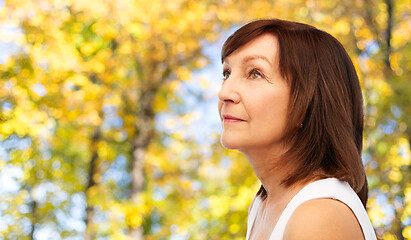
242;146;305;205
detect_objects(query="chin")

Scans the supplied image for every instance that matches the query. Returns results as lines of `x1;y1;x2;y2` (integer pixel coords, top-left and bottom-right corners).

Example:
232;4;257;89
220;135;243;150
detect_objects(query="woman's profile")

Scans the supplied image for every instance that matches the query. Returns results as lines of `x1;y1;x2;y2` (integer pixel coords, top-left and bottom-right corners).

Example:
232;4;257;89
218;19;377;239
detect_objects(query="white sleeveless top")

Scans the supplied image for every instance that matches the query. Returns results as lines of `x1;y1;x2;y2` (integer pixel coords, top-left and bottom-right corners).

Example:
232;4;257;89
246;178;377;240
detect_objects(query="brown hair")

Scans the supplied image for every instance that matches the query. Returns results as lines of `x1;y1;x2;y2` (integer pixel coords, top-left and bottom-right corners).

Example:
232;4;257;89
222;19;368;207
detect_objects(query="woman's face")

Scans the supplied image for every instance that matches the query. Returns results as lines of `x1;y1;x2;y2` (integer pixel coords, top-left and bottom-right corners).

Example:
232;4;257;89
218;34;290;156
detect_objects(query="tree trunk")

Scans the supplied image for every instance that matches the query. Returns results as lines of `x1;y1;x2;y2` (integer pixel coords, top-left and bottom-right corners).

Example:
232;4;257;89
129;87;156;240
29;197;37;240
382;1;405;238
85;127;101;240
383;0;393;72
393;205;405;240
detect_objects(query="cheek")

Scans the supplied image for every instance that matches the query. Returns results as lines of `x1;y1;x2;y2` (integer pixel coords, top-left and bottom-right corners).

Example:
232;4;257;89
249;90;290;129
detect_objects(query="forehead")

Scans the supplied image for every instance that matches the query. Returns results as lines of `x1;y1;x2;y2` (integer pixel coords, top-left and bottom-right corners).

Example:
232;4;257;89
223;33;279;65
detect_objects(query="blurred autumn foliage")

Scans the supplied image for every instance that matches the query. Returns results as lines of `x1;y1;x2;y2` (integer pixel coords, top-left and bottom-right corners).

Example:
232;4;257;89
0;0;410;239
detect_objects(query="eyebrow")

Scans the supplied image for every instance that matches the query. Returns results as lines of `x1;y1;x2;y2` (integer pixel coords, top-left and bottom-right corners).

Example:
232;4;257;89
242;55;273;66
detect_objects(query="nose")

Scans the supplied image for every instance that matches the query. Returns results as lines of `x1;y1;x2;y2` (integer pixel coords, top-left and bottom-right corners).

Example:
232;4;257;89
218;78;240;104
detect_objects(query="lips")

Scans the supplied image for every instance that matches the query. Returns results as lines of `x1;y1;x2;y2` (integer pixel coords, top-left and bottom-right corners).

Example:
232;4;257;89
222;114;245;123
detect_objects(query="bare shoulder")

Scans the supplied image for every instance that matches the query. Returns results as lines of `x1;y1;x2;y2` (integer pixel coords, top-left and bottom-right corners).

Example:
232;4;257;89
284;198;365;240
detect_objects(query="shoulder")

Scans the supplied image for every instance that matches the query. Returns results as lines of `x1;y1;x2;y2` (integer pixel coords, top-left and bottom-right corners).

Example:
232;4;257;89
283;198;365;240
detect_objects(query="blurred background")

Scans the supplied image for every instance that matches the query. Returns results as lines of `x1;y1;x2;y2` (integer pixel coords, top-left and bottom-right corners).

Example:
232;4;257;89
0;0;410;239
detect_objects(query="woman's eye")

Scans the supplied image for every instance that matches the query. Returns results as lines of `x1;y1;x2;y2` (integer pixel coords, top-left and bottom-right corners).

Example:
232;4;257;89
249;69;263;79
222;70;230;80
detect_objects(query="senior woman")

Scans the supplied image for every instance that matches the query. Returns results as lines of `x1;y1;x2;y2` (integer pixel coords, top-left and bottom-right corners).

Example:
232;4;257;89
218;19;377;239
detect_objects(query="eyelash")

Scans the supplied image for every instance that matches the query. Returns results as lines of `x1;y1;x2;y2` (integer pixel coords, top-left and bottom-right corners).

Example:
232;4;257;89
222;70;230;80
222;68;264;81
248;68;263;79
